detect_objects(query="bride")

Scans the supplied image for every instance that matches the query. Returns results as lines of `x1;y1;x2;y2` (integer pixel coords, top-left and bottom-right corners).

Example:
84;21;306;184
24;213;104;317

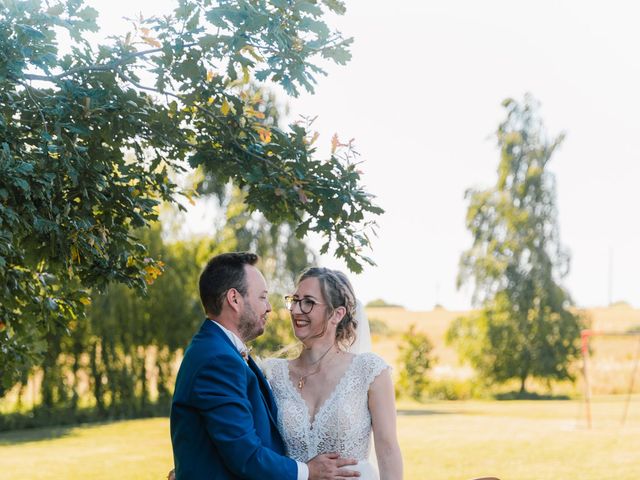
263;267;403;480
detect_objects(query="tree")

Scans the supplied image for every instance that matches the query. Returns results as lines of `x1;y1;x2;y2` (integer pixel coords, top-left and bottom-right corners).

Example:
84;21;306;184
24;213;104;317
365;298;402;308
396;324;435;400
0;0;382;389
449;95;584;395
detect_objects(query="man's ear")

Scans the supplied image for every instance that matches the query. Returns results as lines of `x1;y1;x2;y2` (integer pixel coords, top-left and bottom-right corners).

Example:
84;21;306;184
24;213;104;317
226;288;242;312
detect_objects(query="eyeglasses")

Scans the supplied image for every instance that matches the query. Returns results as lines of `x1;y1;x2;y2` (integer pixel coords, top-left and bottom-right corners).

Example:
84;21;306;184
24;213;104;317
284;295;325;314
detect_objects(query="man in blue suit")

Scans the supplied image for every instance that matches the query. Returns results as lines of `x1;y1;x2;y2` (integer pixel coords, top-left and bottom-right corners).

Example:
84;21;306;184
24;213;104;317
170;252;359;479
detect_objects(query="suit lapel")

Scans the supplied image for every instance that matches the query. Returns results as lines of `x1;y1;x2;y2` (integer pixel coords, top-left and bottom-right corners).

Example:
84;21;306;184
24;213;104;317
247;356;279;425
205;321;280;430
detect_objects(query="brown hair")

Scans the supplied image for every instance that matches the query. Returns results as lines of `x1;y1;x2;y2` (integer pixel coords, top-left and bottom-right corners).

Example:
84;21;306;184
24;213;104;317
199;252;258;316
297;267;357;348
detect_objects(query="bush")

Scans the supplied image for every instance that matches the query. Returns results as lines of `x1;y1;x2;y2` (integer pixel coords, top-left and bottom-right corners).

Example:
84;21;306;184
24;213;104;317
396;325;435;400
425;378;482;400
369;317;391;336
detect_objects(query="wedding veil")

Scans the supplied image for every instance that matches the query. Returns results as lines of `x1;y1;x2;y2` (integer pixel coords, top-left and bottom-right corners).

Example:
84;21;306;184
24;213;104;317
349;299;372;354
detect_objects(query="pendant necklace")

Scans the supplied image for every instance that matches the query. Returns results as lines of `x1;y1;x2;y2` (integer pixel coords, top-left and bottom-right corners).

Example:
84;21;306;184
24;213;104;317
297;344;337;389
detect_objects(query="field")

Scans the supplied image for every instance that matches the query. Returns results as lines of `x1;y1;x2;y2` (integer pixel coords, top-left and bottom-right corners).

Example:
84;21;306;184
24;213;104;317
1;396;639;479
366;304;640;395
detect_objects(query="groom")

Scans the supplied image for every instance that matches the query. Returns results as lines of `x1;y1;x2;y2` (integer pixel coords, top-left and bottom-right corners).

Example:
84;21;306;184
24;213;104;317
170;252;359;479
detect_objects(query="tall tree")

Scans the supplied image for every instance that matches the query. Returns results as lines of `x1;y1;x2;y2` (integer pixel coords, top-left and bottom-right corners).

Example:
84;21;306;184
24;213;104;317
0;0;382;389
448;95;584;394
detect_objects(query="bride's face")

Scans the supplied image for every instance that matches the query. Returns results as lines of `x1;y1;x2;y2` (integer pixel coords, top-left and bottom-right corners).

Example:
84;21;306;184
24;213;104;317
289;277;335;343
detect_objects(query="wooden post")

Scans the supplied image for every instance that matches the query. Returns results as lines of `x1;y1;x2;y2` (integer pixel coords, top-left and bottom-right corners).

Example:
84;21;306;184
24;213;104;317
581;330;592;429
621;335;640;426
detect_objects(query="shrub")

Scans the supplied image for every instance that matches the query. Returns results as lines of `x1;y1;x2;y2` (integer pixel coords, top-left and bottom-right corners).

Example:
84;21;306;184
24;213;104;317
396;325;435;400
425;378;482;400
369;317;391;336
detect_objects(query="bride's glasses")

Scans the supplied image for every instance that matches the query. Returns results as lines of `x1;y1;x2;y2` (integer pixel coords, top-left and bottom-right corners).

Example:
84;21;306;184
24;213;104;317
284;296;325;314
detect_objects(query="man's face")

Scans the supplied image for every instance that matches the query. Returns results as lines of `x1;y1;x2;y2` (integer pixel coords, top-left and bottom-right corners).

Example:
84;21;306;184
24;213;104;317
237;265;271;342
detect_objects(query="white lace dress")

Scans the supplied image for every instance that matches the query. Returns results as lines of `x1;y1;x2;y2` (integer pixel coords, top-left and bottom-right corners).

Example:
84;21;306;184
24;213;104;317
263;352;389;480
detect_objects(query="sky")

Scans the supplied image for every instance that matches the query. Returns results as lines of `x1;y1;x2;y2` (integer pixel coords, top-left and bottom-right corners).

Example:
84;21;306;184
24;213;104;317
95;0;640;311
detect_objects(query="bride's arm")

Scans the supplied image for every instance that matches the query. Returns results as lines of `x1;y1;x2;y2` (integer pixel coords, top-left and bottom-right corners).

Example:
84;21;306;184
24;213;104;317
369;369;403;480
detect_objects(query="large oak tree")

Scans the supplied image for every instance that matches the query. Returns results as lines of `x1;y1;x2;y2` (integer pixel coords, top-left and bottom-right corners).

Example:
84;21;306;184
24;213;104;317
0;0;382;389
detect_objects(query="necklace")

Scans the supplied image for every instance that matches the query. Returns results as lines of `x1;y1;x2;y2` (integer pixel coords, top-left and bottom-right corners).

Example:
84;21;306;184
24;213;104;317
296;344;337;389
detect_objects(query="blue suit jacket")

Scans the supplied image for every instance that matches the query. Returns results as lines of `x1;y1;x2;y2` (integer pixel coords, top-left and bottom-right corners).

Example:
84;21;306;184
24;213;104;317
170;319;297;479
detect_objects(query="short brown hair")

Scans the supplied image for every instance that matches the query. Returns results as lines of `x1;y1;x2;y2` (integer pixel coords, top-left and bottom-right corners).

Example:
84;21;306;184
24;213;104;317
199;252;258;316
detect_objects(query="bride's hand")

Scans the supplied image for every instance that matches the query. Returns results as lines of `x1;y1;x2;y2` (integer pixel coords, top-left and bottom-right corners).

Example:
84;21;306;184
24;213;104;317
167;469;175;480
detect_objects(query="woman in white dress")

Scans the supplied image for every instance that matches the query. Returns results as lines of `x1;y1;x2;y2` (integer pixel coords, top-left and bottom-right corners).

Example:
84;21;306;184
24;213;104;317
263;268;403;480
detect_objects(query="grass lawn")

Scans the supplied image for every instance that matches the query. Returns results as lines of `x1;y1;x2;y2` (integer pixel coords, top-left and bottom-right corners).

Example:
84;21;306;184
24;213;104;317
1;396;639;479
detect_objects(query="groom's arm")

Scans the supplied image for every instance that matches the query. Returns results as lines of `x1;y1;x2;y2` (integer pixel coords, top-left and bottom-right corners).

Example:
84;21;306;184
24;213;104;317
192;353;298;480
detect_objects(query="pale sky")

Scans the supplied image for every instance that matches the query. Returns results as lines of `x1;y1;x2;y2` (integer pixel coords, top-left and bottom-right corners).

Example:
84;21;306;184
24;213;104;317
95;0;640;311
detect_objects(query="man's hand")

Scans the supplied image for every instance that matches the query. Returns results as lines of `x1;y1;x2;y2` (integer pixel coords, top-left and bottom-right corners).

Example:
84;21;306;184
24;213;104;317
307;453;360;479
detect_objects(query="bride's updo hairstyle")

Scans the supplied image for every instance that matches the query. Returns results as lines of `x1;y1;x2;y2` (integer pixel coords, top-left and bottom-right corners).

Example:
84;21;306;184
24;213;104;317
297;267;358;349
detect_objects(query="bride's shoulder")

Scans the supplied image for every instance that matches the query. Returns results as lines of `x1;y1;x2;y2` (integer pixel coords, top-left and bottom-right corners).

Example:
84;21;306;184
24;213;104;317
353;352;391;378
258;357;287;377
354;351;387;364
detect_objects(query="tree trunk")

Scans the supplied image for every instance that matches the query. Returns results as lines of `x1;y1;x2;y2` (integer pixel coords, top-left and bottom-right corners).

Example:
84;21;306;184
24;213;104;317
40;331;61;409
519;376;527;395
90;340;105;416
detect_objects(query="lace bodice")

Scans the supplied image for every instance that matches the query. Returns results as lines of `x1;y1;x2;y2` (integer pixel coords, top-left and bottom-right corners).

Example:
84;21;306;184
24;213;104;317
263;352;389;462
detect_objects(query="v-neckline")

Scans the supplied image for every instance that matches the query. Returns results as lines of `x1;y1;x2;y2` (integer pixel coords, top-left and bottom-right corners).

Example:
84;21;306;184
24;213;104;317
286;355;358;430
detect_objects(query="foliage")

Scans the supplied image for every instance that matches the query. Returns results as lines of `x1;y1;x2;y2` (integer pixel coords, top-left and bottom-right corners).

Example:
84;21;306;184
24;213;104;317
425;378;482;401
30;224;209;417
365;298;403;308
610;300;631;308
396;324;435;400
2;210;311;424
213;185;315;294
1;163;321;410
0;0;383;389
368;316;390;336
250;306;298;358
626;325;640;334
450;95;584;394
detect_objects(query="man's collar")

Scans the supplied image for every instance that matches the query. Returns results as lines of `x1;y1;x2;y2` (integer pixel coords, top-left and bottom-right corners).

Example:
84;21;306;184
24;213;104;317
209;319;250;356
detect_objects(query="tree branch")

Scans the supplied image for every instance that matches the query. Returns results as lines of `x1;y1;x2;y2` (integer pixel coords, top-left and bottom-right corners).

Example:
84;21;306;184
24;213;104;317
20;43;199;83
15;79;49;134
115;69;274;167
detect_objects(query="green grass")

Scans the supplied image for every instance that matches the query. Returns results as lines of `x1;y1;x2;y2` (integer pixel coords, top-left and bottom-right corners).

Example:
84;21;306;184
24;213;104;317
0;418;173;479
397;396;640;480
1;396;639;479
